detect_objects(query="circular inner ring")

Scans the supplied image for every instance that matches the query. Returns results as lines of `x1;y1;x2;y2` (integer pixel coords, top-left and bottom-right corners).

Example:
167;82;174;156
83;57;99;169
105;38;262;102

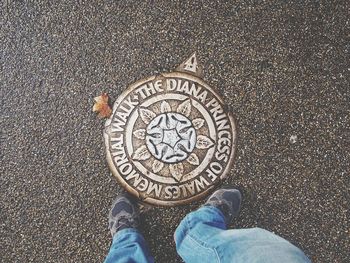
145;112;197;163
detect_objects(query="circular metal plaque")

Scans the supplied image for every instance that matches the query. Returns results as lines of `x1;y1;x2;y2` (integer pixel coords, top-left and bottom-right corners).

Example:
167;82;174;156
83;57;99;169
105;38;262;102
104;55;237;206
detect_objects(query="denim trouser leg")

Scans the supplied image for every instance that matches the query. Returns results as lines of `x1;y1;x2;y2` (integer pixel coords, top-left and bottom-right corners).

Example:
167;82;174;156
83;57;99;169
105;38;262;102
175;206;311;263
104;228;154;263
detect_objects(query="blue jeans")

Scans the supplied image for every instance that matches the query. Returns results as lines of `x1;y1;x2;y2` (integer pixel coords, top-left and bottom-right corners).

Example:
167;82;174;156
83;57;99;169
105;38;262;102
105;206;311;263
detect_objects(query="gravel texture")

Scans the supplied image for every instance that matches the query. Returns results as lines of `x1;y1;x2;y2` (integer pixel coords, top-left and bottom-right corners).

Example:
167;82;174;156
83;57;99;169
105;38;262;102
1;1;349;262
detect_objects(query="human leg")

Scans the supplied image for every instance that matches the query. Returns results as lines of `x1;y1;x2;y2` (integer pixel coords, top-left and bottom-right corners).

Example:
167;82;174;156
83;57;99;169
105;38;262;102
104;193;154;263
104;228;154;263
174;188;310;263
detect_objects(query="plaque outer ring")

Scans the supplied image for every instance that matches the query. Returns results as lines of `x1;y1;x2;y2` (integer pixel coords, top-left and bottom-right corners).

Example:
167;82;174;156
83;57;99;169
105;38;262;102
104;71;237;206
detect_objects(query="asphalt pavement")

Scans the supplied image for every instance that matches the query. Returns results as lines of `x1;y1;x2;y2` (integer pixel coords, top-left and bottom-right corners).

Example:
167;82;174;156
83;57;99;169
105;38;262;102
1;1;349;262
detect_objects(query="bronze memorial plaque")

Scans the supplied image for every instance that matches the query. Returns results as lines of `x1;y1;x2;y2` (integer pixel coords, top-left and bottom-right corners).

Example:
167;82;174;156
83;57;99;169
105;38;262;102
104;53;237;206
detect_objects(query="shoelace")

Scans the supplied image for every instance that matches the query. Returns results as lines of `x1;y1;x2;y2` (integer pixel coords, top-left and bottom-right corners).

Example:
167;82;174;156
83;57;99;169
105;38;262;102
115;216;138;232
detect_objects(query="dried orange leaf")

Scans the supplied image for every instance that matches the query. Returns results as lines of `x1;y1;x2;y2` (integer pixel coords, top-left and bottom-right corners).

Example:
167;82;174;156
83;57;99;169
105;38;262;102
93;93;112;118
